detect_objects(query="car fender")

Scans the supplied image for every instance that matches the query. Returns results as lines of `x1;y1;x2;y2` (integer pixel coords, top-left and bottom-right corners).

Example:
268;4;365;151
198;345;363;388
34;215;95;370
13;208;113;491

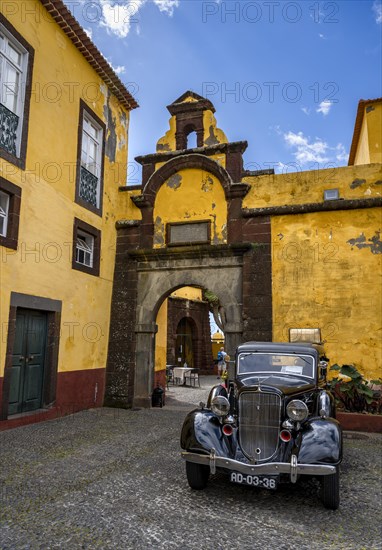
180;409;233;457
297;418;342;464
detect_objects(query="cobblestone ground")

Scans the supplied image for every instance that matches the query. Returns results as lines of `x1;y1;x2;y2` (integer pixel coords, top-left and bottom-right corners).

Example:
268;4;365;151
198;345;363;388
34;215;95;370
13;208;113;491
0;376;381;550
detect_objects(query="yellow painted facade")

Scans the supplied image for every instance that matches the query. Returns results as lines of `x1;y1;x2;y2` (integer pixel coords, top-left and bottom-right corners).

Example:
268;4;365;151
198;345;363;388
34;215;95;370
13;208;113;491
153;168;227;247
353;102;382;166
0;0;136;422
241;164;381;378
271;209;381;379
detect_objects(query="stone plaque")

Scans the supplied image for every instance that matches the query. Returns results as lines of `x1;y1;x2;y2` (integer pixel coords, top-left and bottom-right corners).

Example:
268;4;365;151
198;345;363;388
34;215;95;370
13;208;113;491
168;221;210;245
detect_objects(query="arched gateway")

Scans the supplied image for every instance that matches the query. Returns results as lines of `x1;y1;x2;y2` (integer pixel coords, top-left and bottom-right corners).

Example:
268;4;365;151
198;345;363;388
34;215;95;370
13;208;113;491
105;91;273;408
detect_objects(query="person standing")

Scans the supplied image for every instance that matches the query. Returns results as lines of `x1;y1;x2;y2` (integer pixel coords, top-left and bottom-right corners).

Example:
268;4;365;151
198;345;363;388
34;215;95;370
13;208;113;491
217;347;228;378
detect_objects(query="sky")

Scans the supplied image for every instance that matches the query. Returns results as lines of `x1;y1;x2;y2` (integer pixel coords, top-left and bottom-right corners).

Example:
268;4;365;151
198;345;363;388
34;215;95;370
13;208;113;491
64;0;382;185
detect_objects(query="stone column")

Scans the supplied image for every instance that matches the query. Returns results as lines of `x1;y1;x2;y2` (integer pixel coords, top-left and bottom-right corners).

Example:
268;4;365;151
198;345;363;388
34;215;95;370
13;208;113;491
133;322;158;408
224;322;243;379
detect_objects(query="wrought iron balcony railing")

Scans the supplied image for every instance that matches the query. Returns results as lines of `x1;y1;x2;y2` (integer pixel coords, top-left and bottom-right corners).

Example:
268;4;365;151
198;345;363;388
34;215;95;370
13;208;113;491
0;103;19;156
79;165;98;207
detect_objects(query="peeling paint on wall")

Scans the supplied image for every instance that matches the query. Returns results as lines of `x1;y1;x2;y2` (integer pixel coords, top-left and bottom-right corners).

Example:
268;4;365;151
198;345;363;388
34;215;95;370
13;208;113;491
347;231;382;254
205;125;220;146
167;173;182;190
350;178;366;189
103;91;117;162
201;175;214;192
154;216;165;245
157;142;171;152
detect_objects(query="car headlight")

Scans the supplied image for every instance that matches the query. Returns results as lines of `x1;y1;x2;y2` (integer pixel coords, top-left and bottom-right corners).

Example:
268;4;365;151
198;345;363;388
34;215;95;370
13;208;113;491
211;396;230;417
287;400;309;422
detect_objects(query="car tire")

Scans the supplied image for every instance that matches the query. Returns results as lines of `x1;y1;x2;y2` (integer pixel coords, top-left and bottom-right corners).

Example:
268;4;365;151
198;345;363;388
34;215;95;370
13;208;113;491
320;466;340;510
185;461;210;490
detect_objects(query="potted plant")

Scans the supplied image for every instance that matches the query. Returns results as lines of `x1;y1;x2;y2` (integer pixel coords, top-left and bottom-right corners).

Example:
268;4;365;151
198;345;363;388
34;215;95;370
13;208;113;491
327;364;382;432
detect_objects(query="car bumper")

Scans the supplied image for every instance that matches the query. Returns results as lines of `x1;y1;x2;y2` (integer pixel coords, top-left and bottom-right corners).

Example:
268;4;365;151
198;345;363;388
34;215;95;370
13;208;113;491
181;449;337;483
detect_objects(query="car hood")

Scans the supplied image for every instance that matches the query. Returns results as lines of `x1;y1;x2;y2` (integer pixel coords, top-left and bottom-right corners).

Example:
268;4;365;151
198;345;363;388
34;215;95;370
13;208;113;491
237;375;316;396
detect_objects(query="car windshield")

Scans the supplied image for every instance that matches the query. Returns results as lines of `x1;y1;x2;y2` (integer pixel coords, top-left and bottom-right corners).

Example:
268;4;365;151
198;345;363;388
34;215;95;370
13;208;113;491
237;352;315;380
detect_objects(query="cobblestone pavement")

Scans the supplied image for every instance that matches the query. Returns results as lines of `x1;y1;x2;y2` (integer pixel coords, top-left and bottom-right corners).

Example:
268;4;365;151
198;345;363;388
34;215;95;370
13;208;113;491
0;376;381;550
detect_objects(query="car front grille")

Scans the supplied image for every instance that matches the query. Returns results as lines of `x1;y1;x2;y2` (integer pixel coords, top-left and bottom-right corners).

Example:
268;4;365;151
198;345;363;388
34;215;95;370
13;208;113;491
238;391;281;461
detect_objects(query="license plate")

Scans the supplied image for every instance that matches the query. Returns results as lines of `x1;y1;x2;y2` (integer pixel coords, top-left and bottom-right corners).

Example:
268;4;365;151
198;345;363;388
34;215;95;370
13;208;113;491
230;472;278;490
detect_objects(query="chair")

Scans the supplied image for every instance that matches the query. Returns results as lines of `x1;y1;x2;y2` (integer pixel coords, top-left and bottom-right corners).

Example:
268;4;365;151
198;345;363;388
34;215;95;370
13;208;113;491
184;368;200;388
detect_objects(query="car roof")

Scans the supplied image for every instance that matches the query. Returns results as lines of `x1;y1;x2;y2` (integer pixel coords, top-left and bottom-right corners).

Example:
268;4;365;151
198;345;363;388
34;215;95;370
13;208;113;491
236;341;319;356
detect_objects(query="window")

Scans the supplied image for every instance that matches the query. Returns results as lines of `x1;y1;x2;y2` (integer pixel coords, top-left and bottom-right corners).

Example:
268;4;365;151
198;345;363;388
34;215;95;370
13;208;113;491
76;230;94;268
0;15;34;168
0;177;21;249
72;218;101;276
75;101;105;215
0;190;9;236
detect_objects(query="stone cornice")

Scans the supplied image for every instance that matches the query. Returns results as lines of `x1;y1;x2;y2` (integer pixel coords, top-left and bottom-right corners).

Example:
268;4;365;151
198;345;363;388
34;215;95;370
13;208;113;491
135;141;248;166
127;243;252;261
243;197;382;217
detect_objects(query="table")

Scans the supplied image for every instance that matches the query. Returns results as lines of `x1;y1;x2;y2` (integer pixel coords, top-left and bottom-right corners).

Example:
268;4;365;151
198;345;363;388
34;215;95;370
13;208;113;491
173;367;193;385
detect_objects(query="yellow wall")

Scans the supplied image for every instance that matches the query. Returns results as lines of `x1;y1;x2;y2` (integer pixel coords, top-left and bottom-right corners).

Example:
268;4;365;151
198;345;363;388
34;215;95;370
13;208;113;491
271;208;381;379
155;300;168;373
243;161;381;378
243;163;381;209
152;168;227;247
171;287;202;301
0;1;130;376
354;102;382;166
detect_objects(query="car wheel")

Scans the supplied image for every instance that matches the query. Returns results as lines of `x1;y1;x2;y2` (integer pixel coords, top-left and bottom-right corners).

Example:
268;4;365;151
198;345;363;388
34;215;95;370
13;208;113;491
186;461;210;490
320;466;340;510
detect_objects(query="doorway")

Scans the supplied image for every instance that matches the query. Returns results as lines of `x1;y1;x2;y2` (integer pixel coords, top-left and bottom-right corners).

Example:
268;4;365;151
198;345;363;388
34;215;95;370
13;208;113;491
8;309;47;415
175;318;195;368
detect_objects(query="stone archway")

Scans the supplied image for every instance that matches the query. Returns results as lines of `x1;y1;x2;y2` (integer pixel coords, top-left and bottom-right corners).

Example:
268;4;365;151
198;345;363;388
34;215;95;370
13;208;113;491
131;245;247;407
104;92;273;409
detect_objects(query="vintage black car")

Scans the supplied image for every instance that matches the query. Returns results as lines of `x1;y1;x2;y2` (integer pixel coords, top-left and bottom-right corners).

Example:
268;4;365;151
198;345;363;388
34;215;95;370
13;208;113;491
180;341;342;509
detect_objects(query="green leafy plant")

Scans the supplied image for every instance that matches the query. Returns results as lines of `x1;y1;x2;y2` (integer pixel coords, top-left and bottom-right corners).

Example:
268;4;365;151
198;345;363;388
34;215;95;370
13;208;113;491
328;364;382;414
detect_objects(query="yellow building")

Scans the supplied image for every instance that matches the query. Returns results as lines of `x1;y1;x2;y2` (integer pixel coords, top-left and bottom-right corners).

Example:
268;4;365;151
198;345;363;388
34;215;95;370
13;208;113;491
106;92;381;408
0;0;137;429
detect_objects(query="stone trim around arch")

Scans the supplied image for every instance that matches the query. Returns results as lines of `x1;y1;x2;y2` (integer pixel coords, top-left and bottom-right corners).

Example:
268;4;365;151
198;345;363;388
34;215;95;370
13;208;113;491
132;153;249;208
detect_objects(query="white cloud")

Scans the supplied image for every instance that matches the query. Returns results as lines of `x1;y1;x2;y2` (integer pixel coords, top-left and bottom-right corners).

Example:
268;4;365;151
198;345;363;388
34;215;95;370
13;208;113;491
316;100;333;116
153;0;179;16
84;28;93;39
318;33;327;39
92;0;179;38
282;130;348;166
335;143;348;163
372;0;382;23
106;58;126;75
99;1;145;38
301;107;311;115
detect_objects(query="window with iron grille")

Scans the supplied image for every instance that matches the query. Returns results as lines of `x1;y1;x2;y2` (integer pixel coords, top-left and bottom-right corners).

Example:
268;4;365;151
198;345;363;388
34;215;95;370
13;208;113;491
75;101;105;215
0;16;33;167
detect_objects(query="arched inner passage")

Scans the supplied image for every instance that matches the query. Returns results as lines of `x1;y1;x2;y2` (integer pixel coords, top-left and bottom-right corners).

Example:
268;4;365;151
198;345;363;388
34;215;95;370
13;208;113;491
133;256;244;408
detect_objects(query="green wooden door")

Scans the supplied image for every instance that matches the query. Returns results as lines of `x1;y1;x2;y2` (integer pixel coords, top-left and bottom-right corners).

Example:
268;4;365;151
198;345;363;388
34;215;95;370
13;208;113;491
8;309;47;415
